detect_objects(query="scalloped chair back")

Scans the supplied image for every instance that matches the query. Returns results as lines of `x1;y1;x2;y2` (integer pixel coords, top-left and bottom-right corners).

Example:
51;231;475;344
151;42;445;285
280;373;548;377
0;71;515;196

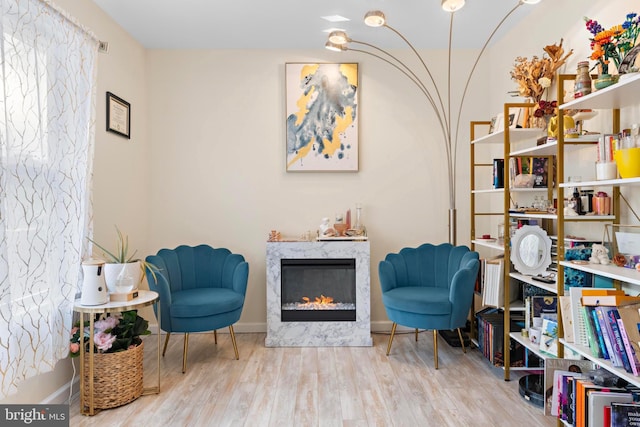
146;244;249;373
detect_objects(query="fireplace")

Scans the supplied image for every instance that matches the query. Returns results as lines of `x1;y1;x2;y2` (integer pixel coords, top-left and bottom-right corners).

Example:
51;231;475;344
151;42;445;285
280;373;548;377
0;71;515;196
281;258;356;322
266;241;372;347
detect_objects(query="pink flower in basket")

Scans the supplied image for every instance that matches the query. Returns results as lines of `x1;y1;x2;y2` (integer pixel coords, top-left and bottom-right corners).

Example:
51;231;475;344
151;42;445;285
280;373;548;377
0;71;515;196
94;331;117;352
69;310;150;357
95;315;120;331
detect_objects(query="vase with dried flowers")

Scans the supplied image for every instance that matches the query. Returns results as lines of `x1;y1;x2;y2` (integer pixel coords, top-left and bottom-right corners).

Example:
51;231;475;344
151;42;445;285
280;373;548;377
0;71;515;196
511;40;573;127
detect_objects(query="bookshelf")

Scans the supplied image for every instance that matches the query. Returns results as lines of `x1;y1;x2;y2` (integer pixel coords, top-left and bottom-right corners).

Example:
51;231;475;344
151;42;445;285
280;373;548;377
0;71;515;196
470;103;559;382
554;72;640;400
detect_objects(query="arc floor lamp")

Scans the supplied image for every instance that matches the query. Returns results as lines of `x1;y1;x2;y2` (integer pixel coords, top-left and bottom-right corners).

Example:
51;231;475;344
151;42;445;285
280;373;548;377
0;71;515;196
326;0;542;244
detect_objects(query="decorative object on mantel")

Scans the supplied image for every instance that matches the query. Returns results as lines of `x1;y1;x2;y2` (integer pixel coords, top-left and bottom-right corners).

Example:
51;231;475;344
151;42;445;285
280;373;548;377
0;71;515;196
585;12;640;89
267;230;282;242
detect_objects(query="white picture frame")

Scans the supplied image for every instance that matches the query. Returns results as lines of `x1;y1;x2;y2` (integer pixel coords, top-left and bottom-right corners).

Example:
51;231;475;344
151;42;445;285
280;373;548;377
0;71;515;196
493;113;504;133
508;108;521;129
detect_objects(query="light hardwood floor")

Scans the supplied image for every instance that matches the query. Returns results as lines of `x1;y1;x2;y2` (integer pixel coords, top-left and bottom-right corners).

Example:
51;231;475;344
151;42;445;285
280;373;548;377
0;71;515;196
70;331;556;426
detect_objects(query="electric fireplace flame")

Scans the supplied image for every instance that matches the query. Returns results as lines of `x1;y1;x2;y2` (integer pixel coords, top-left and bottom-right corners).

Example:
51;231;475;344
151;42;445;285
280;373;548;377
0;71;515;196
300;295;336;309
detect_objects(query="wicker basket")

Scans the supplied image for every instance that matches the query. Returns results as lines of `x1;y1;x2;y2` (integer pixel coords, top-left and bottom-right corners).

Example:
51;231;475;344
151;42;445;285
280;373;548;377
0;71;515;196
82;341;144;409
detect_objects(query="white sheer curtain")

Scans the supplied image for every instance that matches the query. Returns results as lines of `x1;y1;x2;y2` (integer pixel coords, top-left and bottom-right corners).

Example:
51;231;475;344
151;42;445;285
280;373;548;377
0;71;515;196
0;0;97;398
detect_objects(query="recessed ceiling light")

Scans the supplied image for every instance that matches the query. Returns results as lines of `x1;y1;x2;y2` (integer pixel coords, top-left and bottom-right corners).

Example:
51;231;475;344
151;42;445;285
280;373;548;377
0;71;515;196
321;15;350;23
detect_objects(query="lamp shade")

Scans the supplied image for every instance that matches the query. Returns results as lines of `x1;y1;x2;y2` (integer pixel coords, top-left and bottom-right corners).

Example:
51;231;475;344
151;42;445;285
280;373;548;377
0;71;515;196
441;0;465;12
364;10;386;27
328;30;349;45
325;41;346;52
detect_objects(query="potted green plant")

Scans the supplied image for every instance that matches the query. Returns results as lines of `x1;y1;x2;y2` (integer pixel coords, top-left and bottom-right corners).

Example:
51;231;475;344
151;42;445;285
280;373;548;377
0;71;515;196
88;226;160;294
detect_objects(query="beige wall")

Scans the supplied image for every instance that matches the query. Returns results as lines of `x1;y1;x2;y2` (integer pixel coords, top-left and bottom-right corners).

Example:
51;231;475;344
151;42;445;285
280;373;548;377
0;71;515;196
144;47;486;330
6;0;633;404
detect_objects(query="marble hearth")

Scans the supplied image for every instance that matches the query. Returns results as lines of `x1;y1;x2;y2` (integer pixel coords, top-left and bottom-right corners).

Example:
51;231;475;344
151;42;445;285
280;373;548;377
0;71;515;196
265;241;372;347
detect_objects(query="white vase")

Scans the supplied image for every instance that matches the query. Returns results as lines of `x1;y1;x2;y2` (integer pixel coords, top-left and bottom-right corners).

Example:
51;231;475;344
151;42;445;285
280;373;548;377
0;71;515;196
104;261;142;294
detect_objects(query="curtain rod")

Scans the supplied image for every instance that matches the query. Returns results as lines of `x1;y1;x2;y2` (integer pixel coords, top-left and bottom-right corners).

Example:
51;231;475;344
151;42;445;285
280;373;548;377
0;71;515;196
40;0;100;43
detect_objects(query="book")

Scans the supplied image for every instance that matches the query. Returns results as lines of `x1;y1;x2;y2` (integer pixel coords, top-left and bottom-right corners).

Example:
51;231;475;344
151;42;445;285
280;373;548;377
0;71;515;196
531;157;549;187
617;303;640;376
569;287;589;347
604;307;632;373
582;294;640;306
543;359;594;417
588;305;610;360
611;402;640;427
539;318;558;357
588;391;634;427
595;306;623;368
531;295;557;321
559;295;574;343
576;379;625;427
617;318;640;376
481;259;504;308
581;305;603;358
493;158;504;189
582;288;626;296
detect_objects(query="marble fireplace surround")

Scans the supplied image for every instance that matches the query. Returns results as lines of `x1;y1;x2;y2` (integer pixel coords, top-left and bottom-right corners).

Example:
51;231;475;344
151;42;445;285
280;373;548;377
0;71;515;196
265;241;372;347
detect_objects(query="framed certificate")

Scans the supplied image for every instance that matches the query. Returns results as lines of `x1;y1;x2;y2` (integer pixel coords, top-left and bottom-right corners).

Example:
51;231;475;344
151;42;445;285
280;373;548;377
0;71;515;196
106;91;131;139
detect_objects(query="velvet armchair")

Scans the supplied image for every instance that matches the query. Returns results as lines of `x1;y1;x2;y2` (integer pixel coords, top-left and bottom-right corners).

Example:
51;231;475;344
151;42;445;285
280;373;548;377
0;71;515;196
378;243;480;369
146;244;249;373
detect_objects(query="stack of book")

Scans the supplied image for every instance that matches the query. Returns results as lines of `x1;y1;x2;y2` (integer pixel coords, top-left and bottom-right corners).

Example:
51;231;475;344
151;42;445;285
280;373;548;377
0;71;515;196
481;258;504;308
565;287;640;375
476;307;525;367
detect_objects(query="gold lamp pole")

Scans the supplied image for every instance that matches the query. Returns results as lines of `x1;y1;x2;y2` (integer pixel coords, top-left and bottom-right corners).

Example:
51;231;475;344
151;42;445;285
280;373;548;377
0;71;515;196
326;0;542;244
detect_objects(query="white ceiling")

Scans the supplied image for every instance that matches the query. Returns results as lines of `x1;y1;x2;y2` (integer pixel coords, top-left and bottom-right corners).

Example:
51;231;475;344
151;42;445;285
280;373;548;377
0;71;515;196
89;0;539;50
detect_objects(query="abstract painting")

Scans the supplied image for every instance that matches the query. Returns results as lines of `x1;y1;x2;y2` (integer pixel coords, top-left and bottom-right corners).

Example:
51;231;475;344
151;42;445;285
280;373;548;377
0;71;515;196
285;63;358;171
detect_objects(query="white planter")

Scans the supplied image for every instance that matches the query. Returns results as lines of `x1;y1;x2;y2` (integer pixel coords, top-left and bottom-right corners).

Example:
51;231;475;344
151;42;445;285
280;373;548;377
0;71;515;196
104;261;142;294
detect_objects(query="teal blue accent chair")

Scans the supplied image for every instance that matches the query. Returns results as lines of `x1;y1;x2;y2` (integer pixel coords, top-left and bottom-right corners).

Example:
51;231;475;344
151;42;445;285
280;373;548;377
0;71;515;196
379;243;479;368
146;244;249;373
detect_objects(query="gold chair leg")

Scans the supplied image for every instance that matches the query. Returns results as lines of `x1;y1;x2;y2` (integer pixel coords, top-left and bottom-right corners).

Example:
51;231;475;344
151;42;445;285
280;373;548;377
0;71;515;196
386;323;397;356
182;333;189;374
214;329;218;344
457;328;467;354
433;330;439;370
415;328;419;342
229;325;239;360
162;332;171;357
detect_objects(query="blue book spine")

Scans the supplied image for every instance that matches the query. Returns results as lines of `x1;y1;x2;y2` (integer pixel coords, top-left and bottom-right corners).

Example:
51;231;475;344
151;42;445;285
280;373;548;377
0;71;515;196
607;308;632;373
596;306;621;367
590;306;610;360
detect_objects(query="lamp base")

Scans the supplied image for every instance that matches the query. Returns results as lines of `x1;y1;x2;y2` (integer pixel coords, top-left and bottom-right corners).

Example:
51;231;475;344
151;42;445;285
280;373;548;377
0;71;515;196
449;208;456;245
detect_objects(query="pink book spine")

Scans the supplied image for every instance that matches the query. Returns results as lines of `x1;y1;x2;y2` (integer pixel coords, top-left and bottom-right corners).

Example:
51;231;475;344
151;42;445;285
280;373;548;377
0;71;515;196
617;318;640;376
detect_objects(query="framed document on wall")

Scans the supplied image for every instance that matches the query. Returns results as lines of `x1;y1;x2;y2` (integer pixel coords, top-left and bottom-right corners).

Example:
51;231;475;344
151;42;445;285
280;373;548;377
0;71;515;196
106;91;131;139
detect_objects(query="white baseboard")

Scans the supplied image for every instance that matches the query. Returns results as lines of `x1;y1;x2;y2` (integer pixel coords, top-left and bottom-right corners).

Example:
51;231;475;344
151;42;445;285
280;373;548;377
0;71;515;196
42;361;79;405
150;321;403;334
